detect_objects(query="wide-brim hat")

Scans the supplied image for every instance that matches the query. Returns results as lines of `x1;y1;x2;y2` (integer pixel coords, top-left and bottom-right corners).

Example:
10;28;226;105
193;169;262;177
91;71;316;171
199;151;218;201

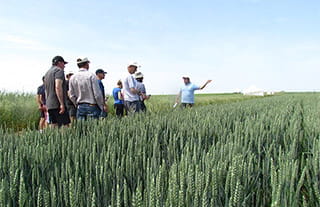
77;57;90;64
135;72;144;79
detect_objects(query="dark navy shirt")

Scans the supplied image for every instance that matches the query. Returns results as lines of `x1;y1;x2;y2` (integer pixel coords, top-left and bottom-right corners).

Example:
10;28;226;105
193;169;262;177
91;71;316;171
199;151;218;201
37;84;46;105
97;79;105;100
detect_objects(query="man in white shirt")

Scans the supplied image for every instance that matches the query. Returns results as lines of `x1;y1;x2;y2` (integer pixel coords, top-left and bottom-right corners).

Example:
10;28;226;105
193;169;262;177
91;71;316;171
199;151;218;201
69;57;105;120
123;62;141;114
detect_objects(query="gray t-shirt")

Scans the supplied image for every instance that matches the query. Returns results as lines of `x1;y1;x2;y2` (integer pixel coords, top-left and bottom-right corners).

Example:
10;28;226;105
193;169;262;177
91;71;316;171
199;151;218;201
44;66;68;110
136;81;146;101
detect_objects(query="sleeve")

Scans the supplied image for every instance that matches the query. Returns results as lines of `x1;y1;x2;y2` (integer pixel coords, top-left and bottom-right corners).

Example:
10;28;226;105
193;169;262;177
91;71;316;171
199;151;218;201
128;75;136;89
141;84;146;94
91;75;104;109
69;77;77;106
37;87;41;95
192;84;200;91
55;69;65;80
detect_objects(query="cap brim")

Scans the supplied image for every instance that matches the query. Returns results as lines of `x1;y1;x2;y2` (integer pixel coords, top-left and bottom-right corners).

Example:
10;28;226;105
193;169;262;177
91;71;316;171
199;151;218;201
129;65;140;68
64;61;68;64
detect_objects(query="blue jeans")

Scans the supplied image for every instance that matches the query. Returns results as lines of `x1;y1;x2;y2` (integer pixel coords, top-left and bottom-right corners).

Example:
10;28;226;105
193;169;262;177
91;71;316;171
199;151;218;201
77;104;101;120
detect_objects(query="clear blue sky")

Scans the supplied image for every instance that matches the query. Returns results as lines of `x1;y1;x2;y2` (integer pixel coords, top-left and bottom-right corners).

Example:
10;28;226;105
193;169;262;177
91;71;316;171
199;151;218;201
1;0;320;94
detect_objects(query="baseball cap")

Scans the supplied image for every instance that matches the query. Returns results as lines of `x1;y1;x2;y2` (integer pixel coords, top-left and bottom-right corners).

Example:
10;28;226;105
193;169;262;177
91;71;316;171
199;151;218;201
128;61;141;68
182;75;190;79
135;72;144;79
77;57;90;64
52;56;68;64
96;69;107;75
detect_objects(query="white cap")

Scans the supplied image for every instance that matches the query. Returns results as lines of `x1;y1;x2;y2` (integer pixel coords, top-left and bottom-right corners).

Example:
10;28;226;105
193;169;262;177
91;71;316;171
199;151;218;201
77;57;90;64
128;61;141;68
135;72;144;79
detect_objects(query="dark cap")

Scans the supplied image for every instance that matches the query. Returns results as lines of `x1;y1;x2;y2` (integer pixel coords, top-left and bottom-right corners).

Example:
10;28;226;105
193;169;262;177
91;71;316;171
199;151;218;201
96;69;107;75
52;56;68;65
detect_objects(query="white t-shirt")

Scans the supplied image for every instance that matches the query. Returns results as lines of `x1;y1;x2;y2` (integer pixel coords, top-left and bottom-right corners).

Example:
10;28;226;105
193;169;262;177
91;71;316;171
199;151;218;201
123;74;140;102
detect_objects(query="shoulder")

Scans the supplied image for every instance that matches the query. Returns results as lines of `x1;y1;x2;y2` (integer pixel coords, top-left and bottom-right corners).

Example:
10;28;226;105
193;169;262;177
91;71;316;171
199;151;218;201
192;83;200;89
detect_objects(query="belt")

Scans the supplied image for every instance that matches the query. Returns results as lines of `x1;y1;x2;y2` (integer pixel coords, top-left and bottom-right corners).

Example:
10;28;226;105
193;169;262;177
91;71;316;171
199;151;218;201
78;102;97;106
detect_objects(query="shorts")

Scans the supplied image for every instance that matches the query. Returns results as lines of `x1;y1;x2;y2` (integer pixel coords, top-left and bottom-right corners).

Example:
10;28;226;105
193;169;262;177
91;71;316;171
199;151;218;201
67;104;77;117
140;101;147;112
124;101;141;114
48;108;71;127
114;104;124;117
181;103;194;108
40;109;46;118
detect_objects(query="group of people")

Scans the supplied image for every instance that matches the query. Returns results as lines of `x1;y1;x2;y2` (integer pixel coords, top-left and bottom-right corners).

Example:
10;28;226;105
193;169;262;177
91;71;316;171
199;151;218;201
37;55;212;130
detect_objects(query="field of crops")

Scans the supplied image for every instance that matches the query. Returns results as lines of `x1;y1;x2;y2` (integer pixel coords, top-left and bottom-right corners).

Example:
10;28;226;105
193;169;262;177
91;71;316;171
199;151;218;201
0;92;320;206
0;92;262;131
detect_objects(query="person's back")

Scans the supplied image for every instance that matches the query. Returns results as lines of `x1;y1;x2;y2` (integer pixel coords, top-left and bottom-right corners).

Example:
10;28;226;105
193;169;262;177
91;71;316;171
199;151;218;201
45;66;68;110
113;87;123;105
70;69;99;104
69;57;104;120
113;80;124;117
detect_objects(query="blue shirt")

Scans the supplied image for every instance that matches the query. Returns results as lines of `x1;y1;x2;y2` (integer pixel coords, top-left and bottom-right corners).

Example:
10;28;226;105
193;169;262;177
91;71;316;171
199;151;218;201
181;83;199;103
113;87;123;104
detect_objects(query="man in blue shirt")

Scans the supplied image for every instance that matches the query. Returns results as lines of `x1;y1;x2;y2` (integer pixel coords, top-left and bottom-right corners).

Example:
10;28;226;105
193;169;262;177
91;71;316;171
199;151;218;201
96;69;108;117
175;76;212;108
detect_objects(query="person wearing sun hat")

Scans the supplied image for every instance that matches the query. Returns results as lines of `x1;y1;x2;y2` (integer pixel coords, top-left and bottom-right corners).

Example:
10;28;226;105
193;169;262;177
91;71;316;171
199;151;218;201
135;71;151;112
175;75;212;108
44;55;70;127
69;57;105;120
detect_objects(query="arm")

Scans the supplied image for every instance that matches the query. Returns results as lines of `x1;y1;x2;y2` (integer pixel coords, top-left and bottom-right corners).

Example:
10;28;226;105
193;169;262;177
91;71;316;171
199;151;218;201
175;91;181;103
91;76;105;110
128;76;140;94
69;78;77;106
130;87;139;94
118;91;124;101
55;79;65;114
140;84;149;100
36;94;42;109
199;80;212;90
